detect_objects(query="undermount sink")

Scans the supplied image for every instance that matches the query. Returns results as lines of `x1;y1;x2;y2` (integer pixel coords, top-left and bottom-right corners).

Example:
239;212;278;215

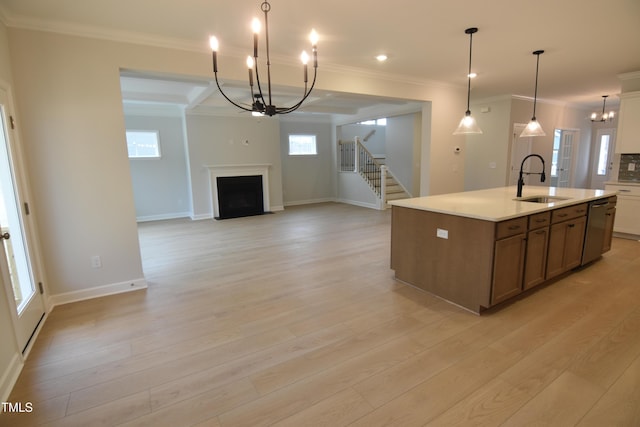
515;195;570;203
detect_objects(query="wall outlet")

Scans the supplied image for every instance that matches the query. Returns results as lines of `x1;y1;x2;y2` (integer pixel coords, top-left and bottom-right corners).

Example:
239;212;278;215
436;228;449;239
91;255;102;268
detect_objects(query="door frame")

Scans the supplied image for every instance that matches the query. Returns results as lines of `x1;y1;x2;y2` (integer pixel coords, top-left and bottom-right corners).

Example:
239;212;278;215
0;80;48;356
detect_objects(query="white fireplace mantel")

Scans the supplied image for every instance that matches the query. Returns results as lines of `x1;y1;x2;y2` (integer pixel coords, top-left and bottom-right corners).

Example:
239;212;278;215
205;164;271;218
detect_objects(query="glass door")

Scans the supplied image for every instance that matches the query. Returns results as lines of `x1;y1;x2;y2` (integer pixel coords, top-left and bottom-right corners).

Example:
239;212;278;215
0;86;45;352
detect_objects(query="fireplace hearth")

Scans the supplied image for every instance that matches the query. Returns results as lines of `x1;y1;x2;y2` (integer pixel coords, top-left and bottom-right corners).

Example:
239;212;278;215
216;175;264;219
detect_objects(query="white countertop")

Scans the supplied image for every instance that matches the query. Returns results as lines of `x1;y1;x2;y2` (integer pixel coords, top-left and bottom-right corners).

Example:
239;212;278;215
389;186;617;222
605;181;640;187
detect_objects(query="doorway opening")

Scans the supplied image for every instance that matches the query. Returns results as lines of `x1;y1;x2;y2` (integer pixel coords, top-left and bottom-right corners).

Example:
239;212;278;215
551;129;579;188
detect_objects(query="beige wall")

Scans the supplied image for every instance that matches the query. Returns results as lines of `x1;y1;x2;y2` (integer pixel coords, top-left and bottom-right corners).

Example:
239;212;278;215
464;96;513;190
463;96;593;192
5;27;466;300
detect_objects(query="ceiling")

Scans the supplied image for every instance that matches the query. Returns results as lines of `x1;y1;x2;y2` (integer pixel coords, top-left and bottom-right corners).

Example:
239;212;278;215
1;0;639;118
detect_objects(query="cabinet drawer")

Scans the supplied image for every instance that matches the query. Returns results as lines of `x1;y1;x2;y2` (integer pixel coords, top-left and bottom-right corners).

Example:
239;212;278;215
551;203;588;224
529;211;551;230
496;217;527;239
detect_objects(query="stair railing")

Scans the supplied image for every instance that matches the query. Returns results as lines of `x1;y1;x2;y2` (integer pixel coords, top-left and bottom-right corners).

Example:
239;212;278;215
339;137;385;196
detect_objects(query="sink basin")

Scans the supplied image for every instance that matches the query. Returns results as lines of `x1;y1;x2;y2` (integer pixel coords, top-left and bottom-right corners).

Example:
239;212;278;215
515;195;570;203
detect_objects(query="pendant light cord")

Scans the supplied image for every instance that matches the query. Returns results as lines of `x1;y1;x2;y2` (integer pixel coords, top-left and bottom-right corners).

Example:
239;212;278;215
464;28;477;114
531;50;544;119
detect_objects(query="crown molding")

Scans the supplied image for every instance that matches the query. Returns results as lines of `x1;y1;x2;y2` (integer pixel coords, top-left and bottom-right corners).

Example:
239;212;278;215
618;71;640;81
2;12;460;97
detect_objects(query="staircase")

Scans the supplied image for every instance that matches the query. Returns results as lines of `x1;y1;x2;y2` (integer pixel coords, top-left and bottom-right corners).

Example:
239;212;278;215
362;158;410;204
339;138;411;209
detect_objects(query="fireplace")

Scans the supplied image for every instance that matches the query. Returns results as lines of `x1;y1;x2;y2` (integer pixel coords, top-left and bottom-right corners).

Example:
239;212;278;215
216;175;264;219
206;164;271;220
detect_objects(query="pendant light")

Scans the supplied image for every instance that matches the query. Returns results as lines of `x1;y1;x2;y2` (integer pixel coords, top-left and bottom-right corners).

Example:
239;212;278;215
520;50;546;137
453;27;482;135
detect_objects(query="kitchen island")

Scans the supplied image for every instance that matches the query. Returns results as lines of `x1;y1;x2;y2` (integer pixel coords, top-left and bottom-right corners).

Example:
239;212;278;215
389;186;618;313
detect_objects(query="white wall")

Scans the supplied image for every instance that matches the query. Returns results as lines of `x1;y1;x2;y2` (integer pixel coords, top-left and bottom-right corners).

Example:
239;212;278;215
125;112;191;221
386;114;419;195
280;118;334;205
185;113;284;218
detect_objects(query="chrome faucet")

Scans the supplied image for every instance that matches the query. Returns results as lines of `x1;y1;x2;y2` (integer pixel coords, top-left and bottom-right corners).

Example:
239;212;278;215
517;154;546;197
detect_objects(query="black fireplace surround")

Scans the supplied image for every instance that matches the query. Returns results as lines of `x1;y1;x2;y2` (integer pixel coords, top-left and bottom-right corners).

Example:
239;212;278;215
216;175;264;219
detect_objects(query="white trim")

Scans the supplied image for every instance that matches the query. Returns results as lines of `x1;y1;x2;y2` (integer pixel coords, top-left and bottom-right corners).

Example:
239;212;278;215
48;279;147;307
0;353;23;403
284;198;335;207
136;212;191;222
191;213;213;221
336;198;379;210
205;164;271;218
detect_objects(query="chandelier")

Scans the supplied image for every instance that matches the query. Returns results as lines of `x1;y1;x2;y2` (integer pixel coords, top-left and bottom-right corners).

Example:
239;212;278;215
591;95;615;122
208;1;318;116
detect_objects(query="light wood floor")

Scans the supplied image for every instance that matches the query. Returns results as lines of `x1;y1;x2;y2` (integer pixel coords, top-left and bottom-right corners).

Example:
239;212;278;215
3;202;640;426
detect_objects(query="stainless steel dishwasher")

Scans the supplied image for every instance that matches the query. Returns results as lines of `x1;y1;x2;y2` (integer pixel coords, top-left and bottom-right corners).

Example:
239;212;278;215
581;199;611;265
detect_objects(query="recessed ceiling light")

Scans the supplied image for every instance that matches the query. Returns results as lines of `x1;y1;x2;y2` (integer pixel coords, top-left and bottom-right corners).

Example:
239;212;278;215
376;54;388;62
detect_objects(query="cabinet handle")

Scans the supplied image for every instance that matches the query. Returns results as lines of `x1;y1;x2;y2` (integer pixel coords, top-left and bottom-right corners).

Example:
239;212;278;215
568;223;576;228
618;189;631;192
508;225;521;230
535;218;546;223
535;230;545;235
577;209;586;213
557;213;568;218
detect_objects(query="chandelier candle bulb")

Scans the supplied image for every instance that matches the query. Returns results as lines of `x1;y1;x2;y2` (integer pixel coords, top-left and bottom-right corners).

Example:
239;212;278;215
209;36;219;72
252;18;260;57
247;56;254;86
301;51;309;83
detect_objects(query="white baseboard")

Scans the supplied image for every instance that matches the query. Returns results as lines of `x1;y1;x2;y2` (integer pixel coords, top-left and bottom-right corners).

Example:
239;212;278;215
270;205;285;212
48;278;147;307
136;212;191;222
191;213;213;221
0;353;23;403
284;198;335;207
336;198;379;210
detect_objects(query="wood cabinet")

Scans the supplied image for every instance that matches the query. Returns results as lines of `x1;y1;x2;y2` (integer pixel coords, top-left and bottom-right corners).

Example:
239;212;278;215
615;91;640;154
391;196;610;313
492;218;527;305
546;215;587;279
523;212;551;290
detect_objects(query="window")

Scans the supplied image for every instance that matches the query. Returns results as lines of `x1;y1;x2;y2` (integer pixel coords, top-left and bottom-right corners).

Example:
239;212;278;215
126;130;161;158
596;134;610;176
288;134;317;155
550;129;561;177
357;118;387;126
